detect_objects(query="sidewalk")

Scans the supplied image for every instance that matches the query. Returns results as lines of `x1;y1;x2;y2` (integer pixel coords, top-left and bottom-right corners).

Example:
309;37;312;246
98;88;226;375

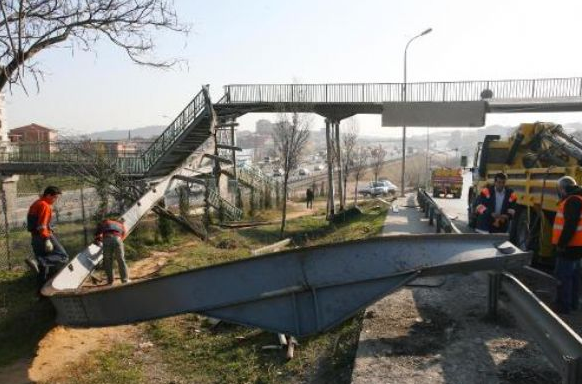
350;195;557;384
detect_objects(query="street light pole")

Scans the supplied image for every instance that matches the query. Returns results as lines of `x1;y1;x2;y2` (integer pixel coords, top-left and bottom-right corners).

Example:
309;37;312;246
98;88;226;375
400;27;432;197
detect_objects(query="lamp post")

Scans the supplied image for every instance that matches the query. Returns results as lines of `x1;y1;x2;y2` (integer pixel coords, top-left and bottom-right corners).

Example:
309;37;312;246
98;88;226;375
400;27;432;197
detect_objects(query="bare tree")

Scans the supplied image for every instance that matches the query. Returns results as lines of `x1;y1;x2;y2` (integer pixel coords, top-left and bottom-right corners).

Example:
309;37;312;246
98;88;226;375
352;146;369;204
371;144;387;182
341;118;358;205
0;0;189;92
272;112;310;238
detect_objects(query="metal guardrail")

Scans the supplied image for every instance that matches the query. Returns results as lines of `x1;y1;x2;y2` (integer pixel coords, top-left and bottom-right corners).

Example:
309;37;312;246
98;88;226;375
416;189;461;234
494;273;582;384
221;77;582;104
417;188;582;383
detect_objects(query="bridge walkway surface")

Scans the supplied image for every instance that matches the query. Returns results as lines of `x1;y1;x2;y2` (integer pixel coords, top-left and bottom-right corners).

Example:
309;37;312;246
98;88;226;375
350;194;560;384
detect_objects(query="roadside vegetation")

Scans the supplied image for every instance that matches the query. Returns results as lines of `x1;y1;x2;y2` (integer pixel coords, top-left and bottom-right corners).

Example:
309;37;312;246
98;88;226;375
1;199;389;383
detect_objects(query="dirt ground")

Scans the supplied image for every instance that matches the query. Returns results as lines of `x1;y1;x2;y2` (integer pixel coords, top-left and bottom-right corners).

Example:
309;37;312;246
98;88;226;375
351;196;561;384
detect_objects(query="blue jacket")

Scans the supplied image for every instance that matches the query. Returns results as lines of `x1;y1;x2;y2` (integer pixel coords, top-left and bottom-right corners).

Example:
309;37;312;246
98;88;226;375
474;186;517;233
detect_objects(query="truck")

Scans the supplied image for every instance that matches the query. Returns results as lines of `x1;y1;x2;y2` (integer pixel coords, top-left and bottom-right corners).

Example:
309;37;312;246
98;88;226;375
468;122;582;264
431;168;463;198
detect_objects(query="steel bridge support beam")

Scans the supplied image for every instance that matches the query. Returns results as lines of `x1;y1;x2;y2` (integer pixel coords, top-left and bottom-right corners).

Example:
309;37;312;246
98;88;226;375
45;234;530;337
325;119;335;218
334;120;344;211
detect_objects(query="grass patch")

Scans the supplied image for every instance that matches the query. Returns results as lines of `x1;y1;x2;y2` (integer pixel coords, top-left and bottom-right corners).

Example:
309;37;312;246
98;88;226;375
55;344;144;384
141;200;387;383
0;270;54;367
147;312;363;384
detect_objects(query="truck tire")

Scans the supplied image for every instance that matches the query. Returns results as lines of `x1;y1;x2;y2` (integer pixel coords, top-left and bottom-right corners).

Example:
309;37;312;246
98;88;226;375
510;207;538;253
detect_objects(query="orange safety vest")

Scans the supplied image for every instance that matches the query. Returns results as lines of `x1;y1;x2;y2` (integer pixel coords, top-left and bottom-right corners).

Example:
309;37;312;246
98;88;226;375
552;195;582;246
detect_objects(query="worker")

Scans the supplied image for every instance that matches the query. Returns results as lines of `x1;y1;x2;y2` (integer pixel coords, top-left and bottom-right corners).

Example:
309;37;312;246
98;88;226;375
94;216;130;285
306;188;314;209
473;172;517;233
27;186;69;289
552;176;582;314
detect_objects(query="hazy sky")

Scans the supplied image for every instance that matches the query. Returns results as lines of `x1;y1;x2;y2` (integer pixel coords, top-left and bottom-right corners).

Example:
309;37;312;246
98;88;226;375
5;0;582;138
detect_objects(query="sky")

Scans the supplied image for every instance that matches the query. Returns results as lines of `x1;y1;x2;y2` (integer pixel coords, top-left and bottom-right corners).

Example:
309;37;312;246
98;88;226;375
5;0;582;138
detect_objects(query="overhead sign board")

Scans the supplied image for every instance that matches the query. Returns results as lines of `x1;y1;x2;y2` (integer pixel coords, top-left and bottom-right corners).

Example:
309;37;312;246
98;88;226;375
382;101;487;127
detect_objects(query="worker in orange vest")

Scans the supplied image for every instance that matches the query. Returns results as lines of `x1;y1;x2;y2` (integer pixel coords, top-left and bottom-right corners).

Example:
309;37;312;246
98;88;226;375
27;186;69;289
553;176;582;314
94;216;130;285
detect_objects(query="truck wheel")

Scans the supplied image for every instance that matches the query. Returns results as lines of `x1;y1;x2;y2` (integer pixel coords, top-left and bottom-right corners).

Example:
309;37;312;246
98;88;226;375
511;208;538;252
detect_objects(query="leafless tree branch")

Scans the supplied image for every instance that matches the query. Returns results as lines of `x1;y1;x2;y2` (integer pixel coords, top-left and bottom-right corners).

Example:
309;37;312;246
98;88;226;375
0;0;190;92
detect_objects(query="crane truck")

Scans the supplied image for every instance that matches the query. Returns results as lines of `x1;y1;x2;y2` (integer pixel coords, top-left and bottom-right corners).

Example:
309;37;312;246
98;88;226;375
468;122;582;264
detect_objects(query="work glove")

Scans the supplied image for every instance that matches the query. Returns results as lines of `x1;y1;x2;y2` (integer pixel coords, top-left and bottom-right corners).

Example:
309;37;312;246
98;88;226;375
44;239;54;253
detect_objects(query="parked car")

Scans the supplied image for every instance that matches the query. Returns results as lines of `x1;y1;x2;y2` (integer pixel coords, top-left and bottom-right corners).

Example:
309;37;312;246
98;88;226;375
314;164;324;171
298;168;310;176
378;179;398;194
273;168;284;177
358;181;390;197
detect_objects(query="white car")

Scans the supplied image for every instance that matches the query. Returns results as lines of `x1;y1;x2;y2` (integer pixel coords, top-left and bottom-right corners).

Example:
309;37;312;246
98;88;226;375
298;168;310;176
359;181;390;197
273;168;284;177
378;179;398;194
314;164;324;171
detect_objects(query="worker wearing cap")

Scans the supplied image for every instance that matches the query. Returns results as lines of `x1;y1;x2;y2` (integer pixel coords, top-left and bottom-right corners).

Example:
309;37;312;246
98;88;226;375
27;186;69;288
94;216;130;284
473;172;517;234
553;176;582;314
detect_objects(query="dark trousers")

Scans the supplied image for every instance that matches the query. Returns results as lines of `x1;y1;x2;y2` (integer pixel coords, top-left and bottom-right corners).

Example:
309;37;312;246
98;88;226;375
554;256;581;314
31;234;69;288
306;199;313;209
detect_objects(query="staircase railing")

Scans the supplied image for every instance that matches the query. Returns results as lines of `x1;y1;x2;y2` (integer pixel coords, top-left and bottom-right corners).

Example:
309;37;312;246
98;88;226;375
140;89;208;172
207;188;243;221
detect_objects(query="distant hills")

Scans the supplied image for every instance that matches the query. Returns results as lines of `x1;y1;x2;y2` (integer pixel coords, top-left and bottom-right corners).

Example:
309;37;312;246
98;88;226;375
88;125;165;140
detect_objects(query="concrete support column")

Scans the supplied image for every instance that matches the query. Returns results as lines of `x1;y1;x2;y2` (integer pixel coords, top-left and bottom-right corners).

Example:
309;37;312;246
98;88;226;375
325;119;335;218
334;121;344;211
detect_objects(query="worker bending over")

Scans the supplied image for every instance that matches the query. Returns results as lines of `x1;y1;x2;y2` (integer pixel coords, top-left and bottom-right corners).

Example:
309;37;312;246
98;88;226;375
553;176;582;314
27;186;69;289
474;173;517;234
94;216;130;285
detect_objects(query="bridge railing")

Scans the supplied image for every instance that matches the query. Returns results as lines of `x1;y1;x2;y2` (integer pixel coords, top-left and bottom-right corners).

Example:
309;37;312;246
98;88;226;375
3;141;151;175
140;88;208;171
221;77;582;104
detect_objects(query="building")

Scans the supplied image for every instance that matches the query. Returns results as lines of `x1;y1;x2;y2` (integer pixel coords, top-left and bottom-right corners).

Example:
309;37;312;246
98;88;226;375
81;140;138;158
9;123;58;153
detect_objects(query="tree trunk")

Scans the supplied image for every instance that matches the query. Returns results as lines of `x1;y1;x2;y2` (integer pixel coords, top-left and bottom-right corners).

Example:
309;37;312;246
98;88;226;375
280;175;289;239
354;177;359;204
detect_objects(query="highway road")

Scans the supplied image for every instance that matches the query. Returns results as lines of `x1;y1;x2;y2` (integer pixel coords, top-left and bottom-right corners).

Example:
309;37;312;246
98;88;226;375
429;171;473;233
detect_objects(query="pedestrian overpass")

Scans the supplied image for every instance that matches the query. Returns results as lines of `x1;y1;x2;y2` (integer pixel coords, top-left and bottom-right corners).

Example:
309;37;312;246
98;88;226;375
3;76;582;178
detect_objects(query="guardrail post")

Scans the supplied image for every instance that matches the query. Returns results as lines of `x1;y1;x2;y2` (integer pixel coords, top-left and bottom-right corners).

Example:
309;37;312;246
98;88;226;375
487;273;500;318
564;356;582;384
428;207;434;226
436;213;442;233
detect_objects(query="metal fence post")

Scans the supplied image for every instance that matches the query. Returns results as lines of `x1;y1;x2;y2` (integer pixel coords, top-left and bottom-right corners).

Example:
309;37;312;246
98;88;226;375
436;213;442;233
564;356;582;384
429;207;434;226
487;273;500;318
